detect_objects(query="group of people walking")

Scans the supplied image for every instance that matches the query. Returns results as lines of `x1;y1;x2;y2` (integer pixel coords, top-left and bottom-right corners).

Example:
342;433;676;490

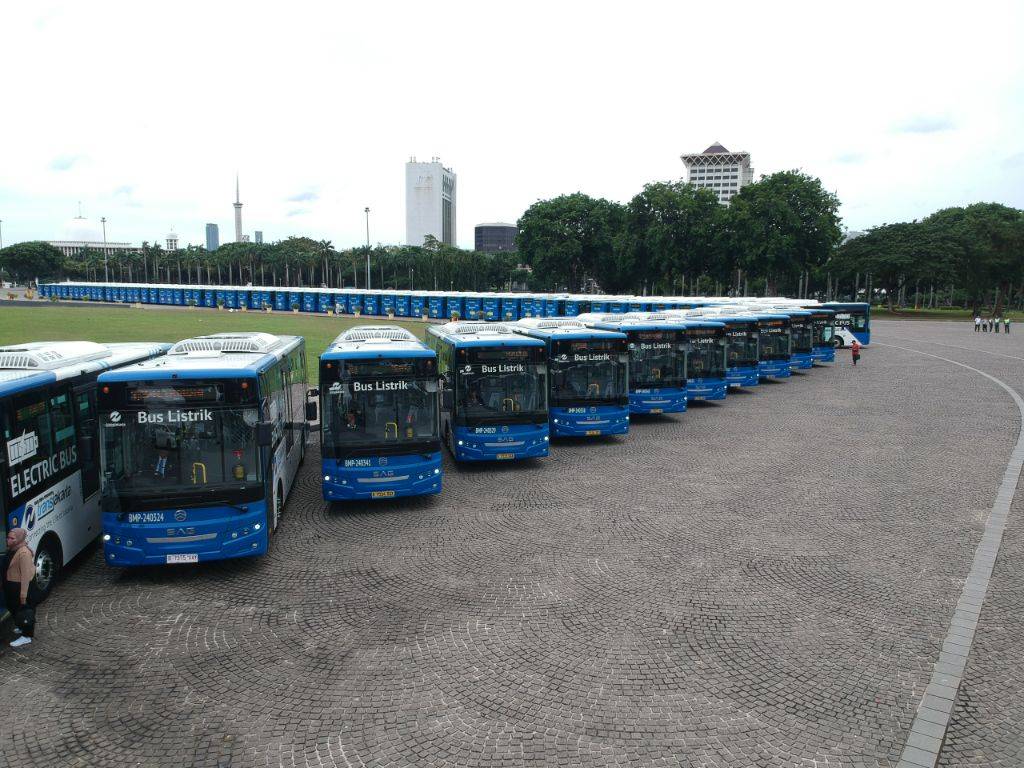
975;316;1011;333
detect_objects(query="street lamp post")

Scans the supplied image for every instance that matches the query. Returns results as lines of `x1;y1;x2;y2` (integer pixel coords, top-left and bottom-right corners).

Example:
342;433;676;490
364;207;371;290
101;217;109;282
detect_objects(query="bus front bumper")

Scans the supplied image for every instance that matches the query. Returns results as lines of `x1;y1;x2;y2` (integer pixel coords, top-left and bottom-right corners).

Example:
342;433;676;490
322;454;442;501
549;406;629;437
102;502;269;567
629;390;687;415
452;425;550;462
812;346;835;363
687;379;728;401
789;352;814;370
726;367;760;387
758;361;792;379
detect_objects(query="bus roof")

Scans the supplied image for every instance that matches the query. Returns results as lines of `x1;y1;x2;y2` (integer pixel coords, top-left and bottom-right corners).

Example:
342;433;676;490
0;341;172;398
427;321;545;349
98;333;303;382
576;312;720;332
322;325;434;360
513;317;626;342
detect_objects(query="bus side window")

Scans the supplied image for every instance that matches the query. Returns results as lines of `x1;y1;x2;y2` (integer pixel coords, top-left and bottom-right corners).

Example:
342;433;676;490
50;389;76;452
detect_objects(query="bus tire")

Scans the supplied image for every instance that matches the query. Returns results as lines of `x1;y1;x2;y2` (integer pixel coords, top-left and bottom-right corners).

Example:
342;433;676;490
273;481;284;531
34;534;63;599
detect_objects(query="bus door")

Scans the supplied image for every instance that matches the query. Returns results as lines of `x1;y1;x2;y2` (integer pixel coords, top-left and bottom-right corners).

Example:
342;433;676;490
72;383;100;499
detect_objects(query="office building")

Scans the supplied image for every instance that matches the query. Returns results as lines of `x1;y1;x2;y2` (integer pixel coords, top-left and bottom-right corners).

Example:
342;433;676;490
48;213;133;258
680;142;754;204
254;230;263;244
205;223;219;251
474;223;518;253
405;157;456;247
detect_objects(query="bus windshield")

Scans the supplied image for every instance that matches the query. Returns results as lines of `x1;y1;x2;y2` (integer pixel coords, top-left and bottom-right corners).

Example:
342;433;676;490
456;347;547;424
791;321;814;353
101;404;263;511
725;326;759;367
628;330;686;389
686;330;726;379
549;339;628;406
759;323;791;360
322;377;439;454
811;318;834;347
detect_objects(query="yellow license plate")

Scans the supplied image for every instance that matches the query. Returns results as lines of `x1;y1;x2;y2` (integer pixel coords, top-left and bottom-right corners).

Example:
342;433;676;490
371;490;396;498
650;408;663;414
495;453;516;460
586;430;601;436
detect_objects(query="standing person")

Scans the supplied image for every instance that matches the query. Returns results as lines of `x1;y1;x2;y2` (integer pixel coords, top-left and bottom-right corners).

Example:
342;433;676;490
994;316;1001;334
851;338;862;366
975;315;982;332
4;528;36;647
1005;317;1011;335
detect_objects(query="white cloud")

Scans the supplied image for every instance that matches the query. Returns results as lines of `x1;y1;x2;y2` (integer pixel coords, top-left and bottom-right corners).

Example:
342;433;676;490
1;0;1022;248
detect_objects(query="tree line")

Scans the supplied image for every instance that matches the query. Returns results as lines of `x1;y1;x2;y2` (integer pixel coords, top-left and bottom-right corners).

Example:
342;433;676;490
0;235;523;293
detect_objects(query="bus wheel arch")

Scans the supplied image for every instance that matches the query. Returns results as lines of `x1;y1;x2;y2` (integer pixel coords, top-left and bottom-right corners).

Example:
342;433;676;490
34;532;64;598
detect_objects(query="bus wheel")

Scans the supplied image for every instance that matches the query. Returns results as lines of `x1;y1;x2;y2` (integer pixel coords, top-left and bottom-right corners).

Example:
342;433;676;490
834;338;844;348
273;482;284;531
34;535;63;598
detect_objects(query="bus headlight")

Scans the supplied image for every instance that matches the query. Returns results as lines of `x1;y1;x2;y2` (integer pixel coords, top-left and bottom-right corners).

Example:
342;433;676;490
324;474;331;481
544;436;549;442
103;534;111;542
126;540;133;547
458;440;464;446
254;523;261;531
433;468;440;474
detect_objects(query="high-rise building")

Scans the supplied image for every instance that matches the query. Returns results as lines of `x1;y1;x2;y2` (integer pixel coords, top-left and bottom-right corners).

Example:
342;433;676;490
233;174;243;242
405;157;456;247
205;223;219;251
680;142;754;205
474;223;518;253
254;230;263;244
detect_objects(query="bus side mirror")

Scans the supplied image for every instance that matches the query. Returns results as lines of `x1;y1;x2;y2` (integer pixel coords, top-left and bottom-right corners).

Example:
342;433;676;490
305;401;318;422
442;389;453;410
255;422;273;446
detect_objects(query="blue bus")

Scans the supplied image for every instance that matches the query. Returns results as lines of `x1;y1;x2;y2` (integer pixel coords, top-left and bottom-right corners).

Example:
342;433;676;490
319;326;442;501
514;318;629;438
759;308;814;370
748;314;793;379
679;320;728;401
1;341;171;603
824;302;871;345
97;333;311;567
805;308;836;363
672;311;759;388
577;314;689;415
426;322;550;462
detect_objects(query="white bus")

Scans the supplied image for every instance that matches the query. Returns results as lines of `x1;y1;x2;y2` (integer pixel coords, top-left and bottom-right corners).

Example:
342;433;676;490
1;341;171;604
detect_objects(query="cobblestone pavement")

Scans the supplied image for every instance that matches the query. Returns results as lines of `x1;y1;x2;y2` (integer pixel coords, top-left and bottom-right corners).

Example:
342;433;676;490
1;319;1020;767
870;320;1024;767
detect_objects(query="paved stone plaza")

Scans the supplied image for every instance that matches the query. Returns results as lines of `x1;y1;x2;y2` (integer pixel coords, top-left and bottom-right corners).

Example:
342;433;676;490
2;319;1023;767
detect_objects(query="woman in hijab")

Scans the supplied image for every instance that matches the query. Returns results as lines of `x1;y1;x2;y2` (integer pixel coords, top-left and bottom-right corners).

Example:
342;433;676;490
4;528;36;647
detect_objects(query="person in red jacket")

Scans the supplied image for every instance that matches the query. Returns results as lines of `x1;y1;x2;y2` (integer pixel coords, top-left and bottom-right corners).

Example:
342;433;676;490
851;339;862;366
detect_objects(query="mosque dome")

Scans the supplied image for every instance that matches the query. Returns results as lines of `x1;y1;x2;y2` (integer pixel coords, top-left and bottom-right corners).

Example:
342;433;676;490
62;216;104;243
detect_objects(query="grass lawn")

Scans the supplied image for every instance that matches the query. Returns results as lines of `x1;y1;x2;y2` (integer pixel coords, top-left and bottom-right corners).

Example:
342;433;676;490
0;305;434;381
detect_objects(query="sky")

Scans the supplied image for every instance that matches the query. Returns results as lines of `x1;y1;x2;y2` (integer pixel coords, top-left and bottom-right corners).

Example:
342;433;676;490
1;0;1022;250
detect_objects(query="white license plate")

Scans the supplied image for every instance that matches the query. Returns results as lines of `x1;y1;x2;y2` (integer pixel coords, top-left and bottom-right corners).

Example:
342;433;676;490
166;553;198;564
371;490;396;498
495;452;516;460
585;430;601;436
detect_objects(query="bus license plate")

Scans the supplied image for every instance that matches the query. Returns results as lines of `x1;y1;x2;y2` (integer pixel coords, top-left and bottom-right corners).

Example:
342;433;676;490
166;553;198;564
496;453;515;460
372;490;396;498
586;430;601;436
650;408;663;414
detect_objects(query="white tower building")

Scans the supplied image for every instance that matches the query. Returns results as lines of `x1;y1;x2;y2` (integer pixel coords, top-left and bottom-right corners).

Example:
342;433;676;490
405;157;456;247
233;174;244;242
166;230;178;251
680;142;754;205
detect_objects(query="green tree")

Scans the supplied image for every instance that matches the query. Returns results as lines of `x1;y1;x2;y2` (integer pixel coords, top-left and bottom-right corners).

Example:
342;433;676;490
0;241;66;283
728;171;842;295
517;193;624;292
619;182;725;294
